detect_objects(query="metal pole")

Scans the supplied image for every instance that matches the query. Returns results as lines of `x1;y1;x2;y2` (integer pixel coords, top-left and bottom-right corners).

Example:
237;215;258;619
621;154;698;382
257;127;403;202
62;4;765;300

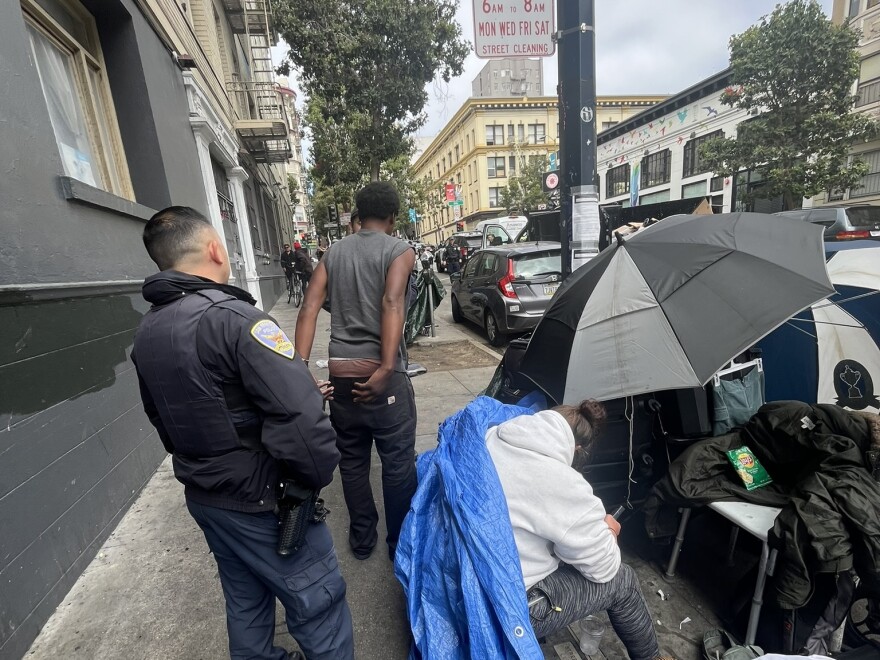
425;267;436;338
557;0;598;278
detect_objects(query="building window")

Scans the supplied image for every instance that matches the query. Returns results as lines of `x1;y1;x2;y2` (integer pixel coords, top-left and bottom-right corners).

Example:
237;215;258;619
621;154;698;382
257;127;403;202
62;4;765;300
640;189;671;205
466;134;470;151
851;149;880;198
454;145;459;162
509;156;517;173
488;187;503;207
683;130;723;178
24;0;131;197
528;123;546;143
869;0;879;9
507;124;515;143
710;175;724;193
486;125;504;146
487;156;506;178
640;149;671;188
681;180;707;199
601;120;619;130
442;157;446;172
850;0;862;16
468;163;472;183
606;164;630;198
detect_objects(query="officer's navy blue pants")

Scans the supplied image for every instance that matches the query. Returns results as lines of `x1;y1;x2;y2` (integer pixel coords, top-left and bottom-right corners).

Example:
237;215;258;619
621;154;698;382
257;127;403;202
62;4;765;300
187;501;354;660
329;371;418;558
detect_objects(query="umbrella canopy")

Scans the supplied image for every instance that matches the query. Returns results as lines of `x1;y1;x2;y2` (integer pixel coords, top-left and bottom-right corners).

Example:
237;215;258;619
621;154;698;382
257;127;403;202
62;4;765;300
521;212;835;404
760;241;880;413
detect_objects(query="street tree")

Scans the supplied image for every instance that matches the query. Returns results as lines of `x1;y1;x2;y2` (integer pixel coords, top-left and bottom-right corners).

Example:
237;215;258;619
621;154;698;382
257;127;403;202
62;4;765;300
499;155;551;214
273;0;469;182
381;154;444;235
700;0;877;209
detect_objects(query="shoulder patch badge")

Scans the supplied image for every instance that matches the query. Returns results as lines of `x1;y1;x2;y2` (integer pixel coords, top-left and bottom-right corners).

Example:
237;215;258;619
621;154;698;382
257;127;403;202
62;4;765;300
250;320;295;359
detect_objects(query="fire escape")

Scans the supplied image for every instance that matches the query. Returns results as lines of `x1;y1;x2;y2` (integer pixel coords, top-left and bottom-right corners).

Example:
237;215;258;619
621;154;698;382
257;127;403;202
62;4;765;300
223;0;292;163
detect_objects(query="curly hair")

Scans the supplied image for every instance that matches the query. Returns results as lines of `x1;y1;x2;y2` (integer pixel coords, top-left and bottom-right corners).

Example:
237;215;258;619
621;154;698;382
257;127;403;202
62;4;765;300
355;182;400;222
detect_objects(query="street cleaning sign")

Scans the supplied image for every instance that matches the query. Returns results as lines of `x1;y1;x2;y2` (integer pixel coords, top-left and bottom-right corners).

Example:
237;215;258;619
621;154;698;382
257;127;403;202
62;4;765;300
473;1;555;58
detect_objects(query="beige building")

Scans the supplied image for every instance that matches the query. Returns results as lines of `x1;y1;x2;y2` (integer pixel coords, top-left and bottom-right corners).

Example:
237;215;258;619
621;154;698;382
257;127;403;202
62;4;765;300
827;0;880;204
412;95;666;245
137;0;298;308
277;80;314;243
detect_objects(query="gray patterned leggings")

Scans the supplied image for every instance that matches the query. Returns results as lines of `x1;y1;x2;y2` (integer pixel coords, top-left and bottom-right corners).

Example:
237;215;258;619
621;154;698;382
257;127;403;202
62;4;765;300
528;563;660;660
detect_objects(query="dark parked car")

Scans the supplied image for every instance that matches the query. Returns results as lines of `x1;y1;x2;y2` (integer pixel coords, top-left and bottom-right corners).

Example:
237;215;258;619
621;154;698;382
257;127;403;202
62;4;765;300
450;243;562;346
774;205;880;241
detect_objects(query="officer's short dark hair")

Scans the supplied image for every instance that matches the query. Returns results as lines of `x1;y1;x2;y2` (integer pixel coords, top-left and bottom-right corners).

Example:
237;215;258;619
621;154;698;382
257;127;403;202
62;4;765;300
355;182;399;222
143;206;213;270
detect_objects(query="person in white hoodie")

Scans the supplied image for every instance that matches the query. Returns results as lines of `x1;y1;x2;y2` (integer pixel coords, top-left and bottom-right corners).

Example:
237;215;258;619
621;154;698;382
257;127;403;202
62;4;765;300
486;400;666;660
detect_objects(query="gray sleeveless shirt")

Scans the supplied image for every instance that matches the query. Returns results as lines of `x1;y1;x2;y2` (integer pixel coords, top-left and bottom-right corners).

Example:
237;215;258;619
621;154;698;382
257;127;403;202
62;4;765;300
322;230;411;370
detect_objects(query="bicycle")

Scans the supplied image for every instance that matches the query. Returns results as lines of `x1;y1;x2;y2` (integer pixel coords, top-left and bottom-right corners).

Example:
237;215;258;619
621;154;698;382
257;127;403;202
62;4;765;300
290;271;304;308
285;269;294;304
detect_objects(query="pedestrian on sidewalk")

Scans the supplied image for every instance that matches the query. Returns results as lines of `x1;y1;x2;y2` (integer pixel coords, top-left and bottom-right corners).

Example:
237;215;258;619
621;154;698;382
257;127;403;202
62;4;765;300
131;207;354;660
296;182;417;562
486;401;670;660
280;243;296;291
292;241;313;290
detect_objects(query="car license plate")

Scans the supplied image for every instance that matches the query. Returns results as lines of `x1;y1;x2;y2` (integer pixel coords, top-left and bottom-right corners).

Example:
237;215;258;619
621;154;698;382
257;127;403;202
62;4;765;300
543;283;559;296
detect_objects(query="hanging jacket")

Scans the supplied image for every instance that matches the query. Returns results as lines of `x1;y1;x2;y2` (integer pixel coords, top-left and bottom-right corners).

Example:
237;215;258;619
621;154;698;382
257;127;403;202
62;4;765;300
645;401;880;609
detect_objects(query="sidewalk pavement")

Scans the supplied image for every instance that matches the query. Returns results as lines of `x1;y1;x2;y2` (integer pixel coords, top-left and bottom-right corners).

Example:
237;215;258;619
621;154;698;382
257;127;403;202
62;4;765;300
26;280;719;660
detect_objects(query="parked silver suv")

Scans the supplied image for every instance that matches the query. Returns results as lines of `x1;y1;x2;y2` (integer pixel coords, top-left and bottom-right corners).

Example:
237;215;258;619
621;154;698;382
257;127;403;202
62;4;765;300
774;205;880;241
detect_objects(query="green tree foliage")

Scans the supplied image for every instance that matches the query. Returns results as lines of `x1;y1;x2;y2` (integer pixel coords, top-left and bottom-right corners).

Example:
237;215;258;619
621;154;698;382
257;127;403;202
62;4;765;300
499;155;551;213
273;0;469;182
700;0;877;208
381;154;444;235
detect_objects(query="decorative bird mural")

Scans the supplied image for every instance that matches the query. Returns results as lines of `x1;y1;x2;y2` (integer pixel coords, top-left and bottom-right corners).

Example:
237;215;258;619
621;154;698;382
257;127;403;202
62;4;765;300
703;105;718;119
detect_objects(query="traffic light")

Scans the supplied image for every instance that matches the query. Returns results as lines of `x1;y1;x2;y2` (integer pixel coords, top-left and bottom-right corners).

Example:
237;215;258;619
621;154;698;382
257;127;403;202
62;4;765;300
327;205;339;223
456;221;464;232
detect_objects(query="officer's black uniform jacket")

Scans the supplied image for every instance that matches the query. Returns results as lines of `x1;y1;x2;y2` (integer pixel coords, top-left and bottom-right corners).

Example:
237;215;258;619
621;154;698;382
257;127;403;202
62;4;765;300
131;271;339;512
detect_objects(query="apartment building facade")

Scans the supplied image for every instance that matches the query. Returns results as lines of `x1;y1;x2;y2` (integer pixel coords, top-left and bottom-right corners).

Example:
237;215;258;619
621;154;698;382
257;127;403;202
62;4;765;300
413;95;666;245
829;0;880;204
0;1;295;656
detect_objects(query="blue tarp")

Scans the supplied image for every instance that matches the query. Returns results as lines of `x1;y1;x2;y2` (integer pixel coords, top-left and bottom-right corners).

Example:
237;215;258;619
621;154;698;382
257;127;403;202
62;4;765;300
394;396;543;660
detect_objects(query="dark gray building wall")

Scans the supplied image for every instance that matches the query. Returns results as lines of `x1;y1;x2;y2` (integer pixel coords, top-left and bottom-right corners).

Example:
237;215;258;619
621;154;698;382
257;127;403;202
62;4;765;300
0;1;207;657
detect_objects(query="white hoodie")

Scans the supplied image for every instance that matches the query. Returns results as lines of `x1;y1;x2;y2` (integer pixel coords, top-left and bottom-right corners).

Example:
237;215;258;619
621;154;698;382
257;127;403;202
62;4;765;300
486;410;621;589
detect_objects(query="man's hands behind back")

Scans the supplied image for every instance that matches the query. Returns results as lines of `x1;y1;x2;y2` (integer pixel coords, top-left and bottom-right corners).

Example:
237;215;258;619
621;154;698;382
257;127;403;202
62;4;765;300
352;366;392;404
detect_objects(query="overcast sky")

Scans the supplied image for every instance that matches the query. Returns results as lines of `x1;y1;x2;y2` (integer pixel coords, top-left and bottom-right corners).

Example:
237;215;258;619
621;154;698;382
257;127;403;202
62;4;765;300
276;0;836;158
419;0;835;136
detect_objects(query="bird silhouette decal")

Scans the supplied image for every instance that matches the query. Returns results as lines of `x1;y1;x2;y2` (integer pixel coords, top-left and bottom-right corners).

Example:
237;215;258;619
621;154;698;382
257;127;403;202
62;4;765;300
703;106;718;119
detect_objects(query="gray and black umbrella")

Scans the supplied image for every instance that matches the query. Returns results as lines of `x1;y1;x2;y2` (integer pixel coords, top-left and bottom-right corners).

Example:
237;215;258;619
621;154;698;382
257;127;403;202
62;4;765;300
521;212;835;403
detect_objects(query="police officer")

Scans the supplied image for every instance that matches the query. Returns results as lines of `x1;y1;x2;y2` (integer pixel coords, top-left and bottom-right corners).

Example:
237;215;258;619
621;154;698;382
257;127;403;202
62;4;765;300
131;206;354;660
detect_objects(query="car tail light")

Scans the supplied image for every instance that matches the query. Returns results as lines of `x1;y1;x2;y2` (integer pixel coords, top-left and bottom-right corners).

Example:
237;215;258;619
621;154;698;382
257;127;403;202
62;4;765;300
498;259;518;299
836;230;871;240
